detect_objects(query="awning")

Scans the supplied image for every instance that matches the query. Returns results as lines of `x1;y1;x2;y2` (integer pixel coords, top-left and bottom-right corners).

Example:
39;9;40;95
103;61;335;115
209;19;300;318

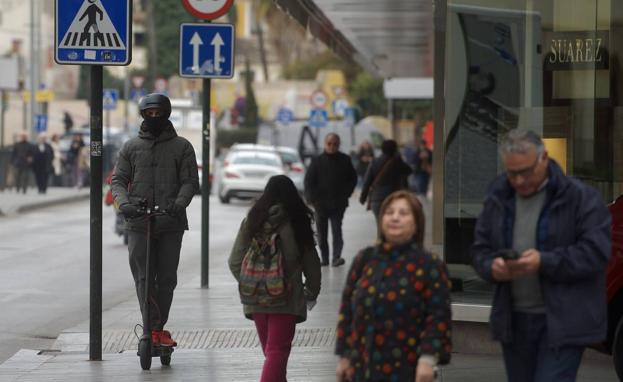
273;0;433;79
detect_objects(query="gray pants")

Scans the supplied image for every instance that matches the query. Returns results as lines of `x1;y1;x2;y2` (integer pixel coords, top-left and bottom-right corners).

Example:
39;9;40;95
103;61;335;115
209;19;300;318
14;167;30;193
128;230;184;330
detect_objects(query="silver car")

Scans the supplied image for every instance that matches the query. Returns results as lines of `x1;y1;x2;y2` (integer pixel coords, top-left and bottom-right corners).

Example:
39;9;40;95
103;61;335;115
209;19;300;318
218;150;285;203
228;144;306;192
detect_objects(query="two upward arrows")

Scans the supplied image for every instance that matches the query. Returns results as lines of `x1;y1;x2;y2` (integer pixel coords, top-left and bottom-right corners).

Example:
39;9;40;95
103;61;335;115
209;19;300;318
189;32;225;74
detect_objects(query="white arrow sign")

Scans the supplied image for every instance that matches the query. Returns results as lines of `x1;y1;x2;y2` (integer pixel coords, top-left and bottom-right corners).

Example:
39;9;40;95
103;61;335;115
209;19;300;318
190;32;203;74
211;33;224;74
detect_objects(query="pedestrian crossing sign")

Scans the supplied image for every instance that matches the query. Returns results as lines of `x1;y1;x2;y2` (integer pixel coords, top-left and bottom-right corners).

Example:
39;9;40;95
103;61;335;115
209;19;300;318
55;0;132;65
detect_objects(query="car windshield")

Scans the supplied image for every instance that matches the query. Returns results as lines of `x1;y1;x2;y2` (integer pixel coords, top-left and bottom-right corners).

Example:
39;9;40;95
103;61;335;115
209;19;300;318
232;154;280;167
278;151;299;165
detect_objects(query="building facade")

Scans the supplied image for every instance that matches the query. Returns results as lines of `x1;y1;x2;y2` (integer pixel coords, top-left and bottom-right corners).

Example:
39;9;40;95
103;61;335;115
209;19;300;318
434;0;622;296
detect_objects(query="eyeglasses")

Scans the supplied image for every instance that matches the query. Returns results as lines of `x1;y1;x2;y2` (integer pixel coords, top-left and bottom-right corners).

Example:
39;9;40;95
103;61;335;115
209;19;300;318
506;154;542;179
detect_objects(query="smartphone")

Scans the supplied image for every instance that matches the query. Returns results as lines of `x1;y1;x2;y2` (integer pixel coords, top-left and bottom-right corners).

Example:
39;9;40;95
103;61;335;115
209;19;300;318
500;249;520;261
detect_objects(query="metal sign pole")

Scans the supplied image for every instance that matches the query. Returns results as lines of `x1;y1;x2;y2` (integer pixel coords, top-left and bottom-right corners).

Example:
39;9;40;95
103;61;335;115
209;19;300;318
105;109;110;142
89;65;103;361
201;76;211;289
0;91;5;147
180;1;236;289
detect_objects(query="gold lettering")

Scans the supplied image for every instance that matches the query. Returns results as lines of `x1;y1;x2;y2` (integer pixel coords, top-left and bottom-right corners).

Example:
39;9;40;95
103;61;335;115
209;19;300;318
575;39;584;62
559;40;567;63
549;39;557;63
567;40;575;63
595;38;602;61
585;39;593;61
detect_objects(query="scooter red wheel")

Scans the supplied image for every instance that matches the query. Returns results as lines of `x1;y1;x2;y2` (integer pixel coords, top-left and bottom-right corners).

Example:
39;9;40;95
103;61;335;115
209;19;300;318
139;338;152;370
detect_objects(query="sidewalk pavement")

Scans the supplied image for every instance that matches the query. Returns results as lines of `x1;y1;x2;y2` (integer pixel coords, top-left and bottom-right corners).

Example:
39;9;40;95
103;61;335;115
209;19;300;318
0;193;618;381
0;187;90;216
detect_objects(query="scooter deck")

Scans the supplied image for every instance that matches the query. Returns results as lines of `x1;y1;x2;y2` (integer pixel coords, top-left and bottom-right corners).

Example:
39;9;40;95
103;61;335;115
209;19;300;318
136;345;175;357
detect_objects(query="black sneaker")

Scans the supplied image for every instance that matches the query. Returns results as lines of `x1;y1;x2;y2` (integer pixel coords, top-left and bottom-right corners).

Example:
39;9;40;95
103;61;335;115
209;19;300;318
321;260;330;266
332;258;345;267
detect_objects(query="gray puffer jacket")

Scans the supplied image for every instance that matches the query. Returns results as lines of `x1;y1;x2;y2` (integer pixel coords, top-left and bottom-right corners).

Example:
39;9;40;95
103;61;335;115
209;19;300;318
111;121;199;233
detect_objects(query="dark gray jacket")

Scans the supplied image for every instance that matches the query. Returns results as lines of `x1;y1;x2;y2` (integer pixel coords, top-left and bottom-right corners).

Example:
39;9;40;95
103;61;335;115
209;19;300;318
359;153;412;204
228;204;322;323
471;160;611;347
111;121;199;233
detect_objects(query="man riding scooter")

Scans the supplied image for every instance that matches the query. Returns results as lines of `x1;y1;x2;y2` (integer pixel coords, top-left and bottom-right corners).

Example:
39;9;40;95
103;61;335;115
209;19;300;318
111;93;199;348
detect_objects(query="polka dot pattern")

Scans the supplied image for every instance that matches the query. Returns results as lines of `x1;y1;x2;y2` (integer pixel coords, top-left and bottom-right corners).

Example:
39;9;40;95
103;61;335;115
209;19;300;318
335;242;452;380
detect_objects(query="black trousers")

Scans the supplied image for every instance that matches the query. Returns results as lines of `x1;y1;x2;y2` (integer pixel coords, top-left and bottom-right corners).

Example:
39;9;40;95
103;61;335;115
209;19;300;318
34;168;49;193
127;230;184;330
315;207;346;262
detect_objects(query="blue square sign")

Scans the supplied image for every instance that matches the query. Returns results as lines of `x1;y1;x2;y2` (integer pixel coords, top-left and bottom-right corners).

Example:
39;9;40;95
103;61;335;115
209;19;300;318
55;0;132;65
309;108;329;128
179;23;235;79
103;88;119;110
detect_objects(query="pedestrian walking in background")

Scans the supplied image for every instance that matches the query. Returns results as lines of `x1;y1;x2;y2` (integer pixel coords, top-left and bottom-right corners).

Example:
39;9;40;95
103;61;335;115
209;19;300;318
66;134;84;187
112;93;199;348
228;175;321;382
49;133;63;186
62;110;74;134
471;129;611;382
10;132;34;194
355;140;375;187
304;133;357;267
32;133;54;194
336;190;452;382
359;139;412;225
413;139;433;196
76;143;90;188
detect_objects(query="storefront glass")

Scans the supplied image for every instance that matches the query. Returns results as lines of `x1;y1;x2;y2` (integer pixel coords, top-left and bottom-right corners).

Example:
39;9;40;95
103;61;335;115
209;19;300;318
440;0;621;302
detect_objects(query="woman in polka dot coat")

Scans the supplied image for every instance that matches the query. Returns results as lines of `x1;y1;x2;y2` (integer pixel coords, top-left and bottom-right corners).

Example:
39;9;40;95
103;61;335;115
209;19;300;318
336;191;452;382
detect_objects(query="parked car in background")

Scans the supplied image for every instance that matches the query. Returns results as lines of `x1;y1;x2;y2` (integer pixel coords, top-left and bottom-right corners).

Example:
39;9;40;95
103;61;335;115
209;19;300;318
227;144;305;192
217;150;285;203
606;195;623;379
195;150;212;194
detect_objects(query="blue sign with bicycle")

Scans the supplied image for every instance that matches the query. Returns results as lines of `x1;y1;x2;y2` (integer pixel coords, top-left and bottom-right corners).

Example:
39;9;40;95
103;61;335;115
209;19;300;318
55;0;132;65
276;107;294;125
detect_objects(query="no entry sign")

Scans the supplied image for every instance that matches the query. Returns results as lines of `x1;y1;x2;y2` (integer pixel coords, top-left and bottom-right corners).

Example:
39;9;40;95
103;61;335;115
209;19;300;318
181;0;235;20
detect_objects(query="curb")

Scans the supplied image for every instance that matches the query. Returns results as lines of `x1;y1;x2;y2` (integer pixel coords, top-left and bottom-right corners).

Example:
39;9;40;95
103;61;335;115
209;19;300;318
0;191;91;216
17;193;91;214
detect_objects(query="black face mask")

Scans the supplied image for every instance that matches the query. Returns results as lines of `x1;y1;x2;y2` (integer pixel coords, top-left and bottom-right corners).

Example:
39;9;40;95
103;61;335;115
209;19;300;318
144;116;168;135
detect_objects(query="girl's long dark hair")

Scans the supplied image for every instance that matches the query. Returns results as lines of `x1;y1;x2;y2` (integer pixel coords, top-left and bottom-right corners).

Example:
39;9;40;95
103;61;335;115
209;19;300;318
246;175;315;250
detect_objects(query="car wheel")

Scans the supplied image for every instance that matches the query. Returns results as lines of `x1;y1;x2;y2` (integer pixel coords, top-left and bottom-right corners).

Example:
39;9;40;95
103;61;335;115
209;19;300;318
219;190;230;204
614;316;623;381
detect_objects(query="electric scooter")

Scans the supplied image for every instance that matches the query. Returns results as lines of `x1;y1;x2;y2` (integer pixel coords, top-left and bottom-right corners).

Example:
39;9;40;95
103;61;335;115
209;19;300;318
136;203;174;370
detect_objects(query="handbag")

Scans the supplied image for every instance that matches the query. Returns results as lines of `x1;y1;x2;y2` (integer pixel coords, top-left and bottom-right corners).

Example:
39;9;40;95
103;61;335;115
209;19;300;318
363;156;397;210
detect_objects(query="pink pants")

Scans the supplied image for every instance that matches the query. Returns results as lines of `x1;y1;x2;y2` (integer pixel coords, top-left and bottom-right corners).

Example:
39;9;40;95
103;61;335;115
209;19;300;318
253;313;297;382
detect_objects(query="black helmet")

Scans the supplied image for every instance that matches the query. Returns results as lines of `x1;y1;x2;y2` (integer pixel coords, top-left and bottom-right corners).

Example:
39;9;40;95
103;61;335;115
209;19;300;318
139;93;171;119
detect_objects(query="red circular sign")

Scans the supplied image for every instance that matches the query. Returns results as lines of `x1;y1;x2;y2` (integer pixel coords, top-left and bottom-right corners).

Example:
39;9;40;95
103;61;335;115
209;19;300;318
181;0;235;20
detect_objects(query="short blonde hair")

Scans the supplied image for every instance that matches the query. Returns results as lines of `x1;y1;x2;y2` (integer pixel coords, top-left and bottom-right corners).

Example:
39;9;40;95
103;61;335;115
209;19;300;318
378;190;425;247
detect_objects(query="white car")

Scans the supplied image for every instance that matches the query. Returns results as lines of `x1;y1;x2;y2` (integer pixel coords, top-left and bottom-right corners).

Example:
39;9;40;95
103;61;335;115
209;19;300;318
218;150;285;203
227;144;306;192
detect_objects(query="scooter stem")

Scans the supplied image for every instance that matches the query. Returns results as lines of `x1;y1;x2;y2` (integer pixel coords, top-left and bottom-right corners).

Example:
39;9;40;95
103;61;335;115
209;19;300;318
142;212;153;337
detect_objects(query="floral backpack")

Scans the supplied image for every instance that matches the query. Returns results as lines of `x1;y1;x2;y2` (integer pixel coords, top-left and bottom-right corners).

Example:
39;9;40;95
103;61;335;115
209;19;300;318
238;231;289;307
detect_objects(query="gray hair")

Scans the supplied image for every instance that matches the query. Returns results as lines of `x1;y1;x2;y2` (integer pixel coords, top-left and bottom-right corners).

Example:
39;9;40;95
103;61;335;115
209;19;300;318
499;129;545;157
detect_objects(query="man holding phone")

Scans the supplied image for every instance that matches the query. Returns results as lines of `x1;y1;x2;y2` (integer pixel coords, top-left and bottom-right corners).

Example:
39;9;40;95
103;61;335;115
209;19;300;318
471;130;611;382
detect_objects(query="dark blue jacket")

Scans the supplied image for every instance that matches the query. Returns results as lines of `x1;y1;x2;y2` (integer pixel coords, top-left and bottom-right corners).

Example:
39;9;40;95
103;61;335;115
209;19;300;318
471;160;611;347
